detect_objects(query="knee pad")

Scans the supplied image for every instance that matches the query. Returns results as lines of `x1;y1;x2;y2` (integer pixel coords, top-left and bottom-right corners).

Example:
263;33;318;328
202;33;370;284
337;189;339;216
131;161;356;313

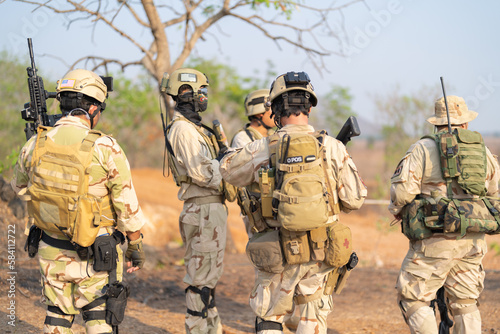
255;317;283;333
185;286;216;319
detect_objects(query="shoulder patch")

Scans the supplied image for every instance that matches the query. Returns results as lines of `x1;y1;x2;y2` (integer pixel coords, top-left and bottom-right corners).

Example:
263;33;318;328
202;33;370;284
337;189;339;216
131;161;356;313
392;161;403;178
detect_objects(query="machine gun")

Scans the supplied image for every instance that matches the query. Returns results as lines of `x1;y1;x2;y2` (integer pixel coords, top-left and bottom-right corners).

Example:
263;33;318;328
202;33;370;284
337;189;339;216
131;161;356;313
21;38;60;141
336;116;361;145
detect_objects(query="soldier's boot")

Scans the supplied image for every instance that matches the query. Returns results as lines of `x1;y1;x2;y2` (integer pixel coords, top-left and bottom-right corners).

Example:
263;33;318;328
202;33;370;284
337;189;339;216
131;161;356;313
43;305;75;334
399;300;438;334
449;298;481;334
82;300;113;334
255;317;283;334
185;286;222;334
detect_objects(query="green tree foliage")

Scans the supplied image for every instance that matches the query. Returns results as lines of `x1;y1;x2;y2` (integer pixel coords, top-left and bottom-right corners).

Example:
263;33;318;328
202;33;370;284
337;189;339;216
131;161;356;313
373;85;438;197
311;85;355;134
0;52;31;176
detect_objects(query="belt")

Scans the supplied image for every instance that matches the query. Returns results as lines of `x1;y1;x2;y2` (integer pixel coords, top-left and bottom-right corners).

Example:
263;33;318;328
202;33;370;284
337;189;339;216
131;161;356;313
41;232;75;251
185;195;224;205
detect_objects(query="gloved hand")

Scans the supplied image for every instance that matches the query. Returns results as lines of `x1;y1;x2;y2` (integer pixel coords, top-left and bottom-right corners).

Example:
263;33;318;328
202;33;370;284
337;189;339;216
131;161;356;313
125;234;146;271
216;146;229;162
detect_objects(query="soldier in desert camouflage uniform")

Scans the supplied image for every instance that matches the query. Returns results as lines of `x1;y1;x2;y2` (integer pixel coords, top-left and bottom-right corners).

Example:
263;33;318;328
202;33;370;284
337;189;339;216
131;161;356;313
11;69;147;334
220;72;366;334
231;89;275;237
162;68;227;334
389;96;500;334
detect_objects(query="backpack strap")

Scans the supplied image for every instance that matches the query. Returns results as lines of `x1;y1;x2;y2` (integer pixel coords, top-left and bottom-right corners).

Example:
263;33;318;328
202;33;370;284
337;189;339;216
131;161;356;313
80;130;103;152
316;130;340;215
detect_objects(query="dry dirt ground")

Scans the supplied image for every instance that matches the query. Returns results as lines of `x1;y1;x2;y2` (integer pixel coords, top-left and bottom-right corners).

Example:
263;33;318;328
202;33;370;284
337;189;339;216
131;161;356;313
1;166;500;333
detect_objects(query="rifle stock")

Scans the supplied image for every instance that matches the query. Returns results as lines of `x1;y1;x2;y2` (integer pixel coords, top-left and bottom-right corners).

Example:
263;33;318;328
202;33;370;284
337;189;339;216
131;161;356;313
336;116;361;145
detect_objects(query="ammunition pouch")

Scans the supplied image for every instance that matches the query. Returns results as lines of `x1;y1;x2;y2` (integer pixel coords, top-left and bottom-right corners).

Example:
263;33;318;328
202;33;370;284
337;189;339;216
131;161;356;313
280;229;310;265
237;187;267;233
105;281;130;327
401;196;500;240
246;229;284;273
324;223;353;268
25;225;42;258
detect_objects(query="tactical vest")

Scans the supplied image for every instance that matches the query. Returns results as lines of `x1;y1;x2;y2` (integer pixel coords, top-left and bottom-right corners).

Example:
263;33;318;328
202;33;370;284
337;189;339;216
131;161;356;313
401;129;500;240
26;126;116;247
166;116;219;186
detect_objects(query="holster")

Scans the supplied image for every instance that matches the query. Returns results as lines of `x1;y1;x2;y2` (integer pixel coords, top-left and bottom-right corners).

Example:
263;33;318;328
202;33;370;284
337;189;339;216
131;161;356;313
105;281;130;326
24;225;42;258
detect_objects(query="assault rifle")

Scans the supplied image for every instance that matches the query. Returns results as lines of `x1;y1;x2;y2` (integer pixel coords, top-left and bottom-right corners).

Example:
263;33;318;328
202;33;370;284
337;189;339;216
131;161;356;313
432;286;453;333
336;116;361;145
21;38;60;141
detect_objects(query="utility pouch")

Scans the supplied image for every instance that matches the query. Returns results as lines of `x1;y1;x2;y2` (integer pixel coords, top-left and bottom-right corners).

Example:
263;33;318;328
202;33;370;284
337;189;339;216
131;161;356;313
73;195;103;248
92;234;118;272
259;167;275;218
24;225;42;258
324;223;352;268
105;281;130;326
308;226;328;262
444;198;500;238
246;229;284;273
401;198;434;241
280;228;310;265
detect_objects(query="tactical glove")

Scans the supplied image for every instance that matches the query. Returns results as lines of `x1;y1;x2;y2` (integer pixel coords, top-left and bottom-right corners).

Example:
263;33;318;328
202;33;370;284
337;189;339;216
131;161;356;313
125;234;146;269
216;146;229;162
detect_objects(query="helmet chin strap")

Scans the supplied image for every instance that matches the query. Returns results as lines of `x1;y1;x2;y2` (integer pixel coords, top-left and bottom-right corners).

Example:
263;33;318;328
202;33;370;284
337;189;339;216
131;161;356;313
257;116;273;130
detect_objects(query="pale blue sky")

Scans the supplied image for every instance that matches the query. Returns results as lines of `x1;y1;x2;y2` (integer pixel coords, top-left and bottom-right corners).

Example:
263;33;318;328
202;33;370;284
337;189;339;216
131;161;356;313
1;0;499;134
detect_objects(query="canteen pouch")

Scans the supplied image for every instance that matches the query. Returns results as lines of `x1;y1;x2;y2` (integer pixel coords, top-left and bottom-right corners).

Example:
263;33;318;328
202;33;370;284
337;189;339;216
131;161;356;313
280;228;310;265
401;199;434;241
246;229;284;273
324;223;352;268
106;281;130;326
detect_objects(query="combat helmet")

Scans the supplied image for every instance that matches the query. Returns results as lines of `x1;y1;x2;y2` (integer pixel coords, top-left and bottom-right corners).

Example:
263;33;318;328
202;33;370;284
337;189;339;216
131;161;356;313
244;89;270;117
268;72;317;127
162;68;209;112
56;69;108;104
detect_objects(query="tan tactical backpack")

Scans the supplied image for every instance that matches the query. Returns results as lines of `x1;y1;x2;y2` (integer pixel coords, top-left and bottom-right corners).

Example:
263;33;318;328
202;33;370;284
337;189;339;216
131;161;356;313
26;126;115;247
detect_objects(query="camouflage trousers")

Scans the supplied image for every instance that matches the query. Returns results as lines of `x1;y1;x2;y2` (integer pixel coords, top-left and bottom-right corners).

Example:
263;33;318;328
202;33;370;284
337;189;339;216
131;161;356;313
396;233;487;334
39;228;123;334
250;261;334;334
179;202;227;334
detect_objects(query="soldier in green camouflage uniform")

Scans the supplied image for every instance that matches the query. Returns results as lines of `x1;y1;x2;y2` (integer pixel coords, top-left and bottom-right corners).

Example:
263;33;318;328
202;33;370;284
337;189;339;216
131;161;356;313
12;69;147;334
389;96;500;334
220;72;366;334
163;68;227;334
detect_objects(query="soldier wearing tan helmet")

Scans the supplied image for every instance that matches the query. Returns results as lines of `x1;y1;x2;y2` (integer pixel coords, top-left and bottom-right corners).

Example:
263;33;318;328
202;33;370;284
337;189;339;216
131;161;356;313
162;68;227;334
11;68;147;333
220;71;366;334
389;96;500;333
230;89;275;237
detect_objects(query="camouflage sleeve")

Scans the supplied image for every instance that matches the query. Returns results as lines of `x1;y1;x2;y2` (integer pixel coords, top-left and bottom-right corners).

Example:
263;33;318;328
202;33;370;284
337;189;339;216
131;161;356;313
329;138;367;212
10;136;37;194
485;147;500;197
231;130;252;149
170;122;222;190
220;138;270;187
388;142;423;215
95;137;146;233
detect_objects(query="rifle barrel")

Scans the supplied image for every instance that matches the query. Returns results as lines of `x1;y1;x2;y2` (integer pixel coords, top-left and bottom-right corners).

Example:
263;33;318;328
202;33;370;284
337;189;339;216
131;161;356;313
440;77;452;134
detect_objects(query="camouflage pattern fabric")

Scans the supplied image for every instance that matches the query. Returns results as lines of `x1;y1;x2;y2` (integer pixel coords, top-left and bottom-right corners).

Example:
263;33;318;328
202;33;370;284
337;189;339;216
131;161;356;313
389;126;500;333
250;262;334;334
11;116;147;333
40;227;123;334
221;124;366;333
168;110;227;334
11;116;147;233
167;111;225;201
397;233;486;334
179;202;227;334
